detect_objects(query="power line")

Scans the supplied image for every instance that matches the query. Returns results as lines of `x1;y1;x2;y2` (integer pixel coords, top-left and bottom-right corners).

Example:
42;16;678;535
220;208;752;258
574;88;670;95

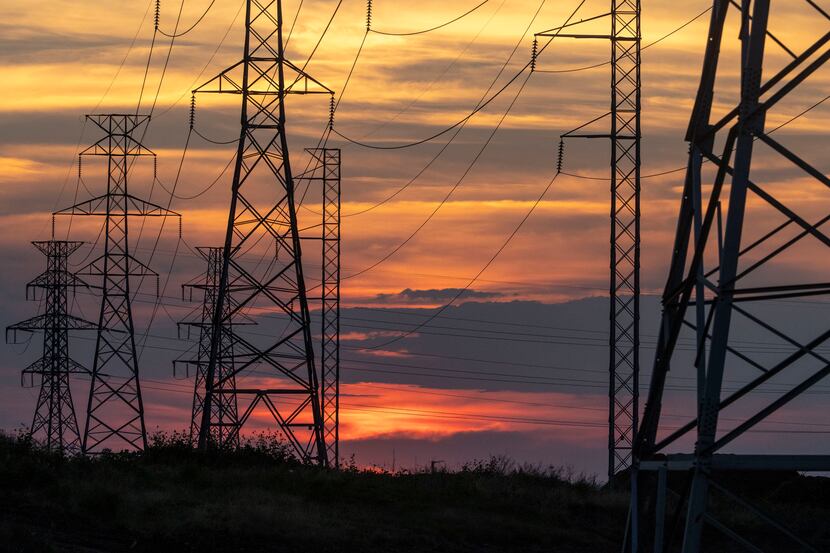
358;169;562;350
535;5;712;74
345;405;830;434
369;1;489;36
191;127;238;145
284;0;304;49
246;3;720;228
60;373;830;434
342;74;543;280
340;312;827;352
335;0;559;282
340;319;830;355
57;0;156;241
64;283;830;357
153;0;247;120
561;88;830;181
333;0;526;219
64;281;830;358
136;129;192;361
93;0;157;113
57;327;830;396
157;0;217;38
330;0;575;151
355;0;506;143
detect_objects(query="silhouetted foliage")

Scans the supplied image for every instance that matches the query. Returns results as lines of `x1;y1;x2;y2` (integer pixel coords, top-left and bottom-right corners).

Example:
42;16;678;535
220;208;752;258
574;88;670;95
0;432;827;552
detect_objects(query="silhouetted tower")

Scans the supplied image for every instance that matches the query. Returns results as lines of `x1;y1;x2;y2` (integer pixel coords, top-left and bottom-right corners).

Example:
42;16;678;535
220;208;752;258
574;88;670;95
6;241;97;454
538;0;641;480
304;148;342;467
192;0;333;463
176;247;240;447
628;1;830;551
54;114;179;453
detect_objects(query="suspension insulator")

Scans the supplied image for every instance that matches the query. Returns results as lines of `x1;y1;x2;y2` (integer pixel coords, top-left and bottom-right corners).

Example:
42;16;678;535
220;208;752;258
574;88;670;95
531;38;538;72
329;95;335;130
78;155;82;179
366;0;373;31
154;0;161;30
189;95;196;129
557;139;565;174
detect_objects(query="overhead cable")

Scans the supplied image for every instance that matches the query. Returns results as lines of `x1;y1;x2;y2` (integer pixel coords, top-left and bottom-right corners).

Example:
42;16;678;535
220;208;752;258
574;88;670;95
157;0;217;37
369;0;489;36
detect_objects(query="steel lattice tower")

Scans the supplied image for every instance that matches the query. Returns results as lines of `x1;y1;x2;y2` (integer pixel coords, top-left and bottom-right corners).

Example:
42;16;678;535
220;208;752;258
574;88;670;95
303;148;342;467
177;247;241;447
54;114;179;453
538;0;641;480
627;1;830;551
192;0;333;463
6;241;97;454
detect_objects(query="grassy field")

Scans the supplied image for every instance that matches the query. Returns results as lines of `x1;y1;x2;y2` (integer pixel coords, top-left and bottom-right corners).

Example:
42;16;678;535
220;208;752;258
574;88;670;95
0;433;827;552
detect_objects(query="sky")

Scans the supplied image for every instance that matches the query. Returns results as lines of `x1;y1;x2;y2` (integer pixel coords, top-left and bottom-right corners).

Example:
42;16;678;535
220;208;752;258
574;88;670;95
0;0;828;477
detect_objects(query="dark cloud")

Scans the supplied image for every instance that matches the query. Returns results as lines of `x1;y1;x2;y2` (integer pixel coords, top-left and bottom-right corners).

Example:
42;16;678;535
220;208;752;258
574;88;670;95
373;287;505;304
0;23;131;64
342;430;605;476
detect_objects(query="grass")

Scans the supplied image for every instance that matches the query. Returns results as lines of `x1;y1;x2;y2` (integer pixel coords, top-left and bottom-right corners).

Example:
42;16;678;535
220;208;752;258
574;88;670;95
0;432;625;552
0;432;827;552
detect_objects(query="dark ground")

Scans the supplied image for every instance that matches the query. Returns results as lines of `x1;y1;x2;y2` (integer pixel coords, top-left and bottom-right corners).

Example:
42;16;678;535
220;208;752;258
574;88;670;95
0;433;828;552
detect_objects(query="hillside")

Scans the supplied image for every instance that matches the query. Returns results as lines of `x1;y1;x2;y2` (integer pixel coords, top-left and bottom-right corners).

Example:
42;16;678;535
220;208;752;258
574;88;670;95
1;434;828;552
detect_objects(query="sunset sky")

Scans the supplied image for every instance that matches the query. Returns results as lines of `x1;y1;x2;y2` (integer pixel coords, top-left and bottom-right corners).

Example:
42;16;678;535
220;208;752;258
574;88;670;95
1;0;828;476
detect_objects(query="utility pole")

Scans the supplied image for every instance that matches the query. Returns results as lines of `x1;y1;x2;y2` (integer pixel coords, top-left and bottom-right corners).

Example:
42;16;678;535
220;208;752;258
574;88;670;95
628;1;830;551
6;241;97;454
54;114;179;453
191;0;334;463
537;0;641;481
176;247;240;448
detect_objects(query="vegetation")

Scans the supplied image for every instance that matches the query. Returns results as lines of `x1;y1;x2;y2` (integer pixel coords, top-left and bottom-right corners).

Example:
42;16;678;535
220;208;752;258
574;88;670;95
0;432;827;552
0;432;624;552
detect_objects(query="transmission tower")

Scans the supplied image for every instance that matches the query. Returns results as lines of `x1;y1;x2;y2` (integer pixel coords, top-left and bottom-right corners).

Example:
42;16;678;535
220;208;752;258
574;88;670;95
54;114;179;453
301;148;342;467
191;0;333;463
176;247;240;448
537;0;641;480
627;1;830;551
6;241;97;454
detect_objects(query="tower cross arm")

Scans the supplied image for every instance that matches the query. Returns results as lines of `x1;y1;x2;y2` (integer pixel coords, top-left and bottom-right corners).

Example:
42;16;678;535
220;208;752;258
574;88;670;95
26;270;89;295
6;314;98;342
283;59;334;95
193;59;333;96
53;195;181;218
21;356;90;376
75;254;160;280
79;137;155;157
85;113;151;136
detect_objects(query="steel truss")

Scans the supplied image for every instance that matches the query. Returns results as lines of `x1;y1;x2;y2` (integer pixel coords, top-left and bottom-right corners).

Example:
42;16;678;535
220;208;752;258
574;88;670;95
300;148;342;467
537;0;641;480
628;1;830;551
55;114;179;453
192;0;333;464
177;247;241;448
6;241;97;454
